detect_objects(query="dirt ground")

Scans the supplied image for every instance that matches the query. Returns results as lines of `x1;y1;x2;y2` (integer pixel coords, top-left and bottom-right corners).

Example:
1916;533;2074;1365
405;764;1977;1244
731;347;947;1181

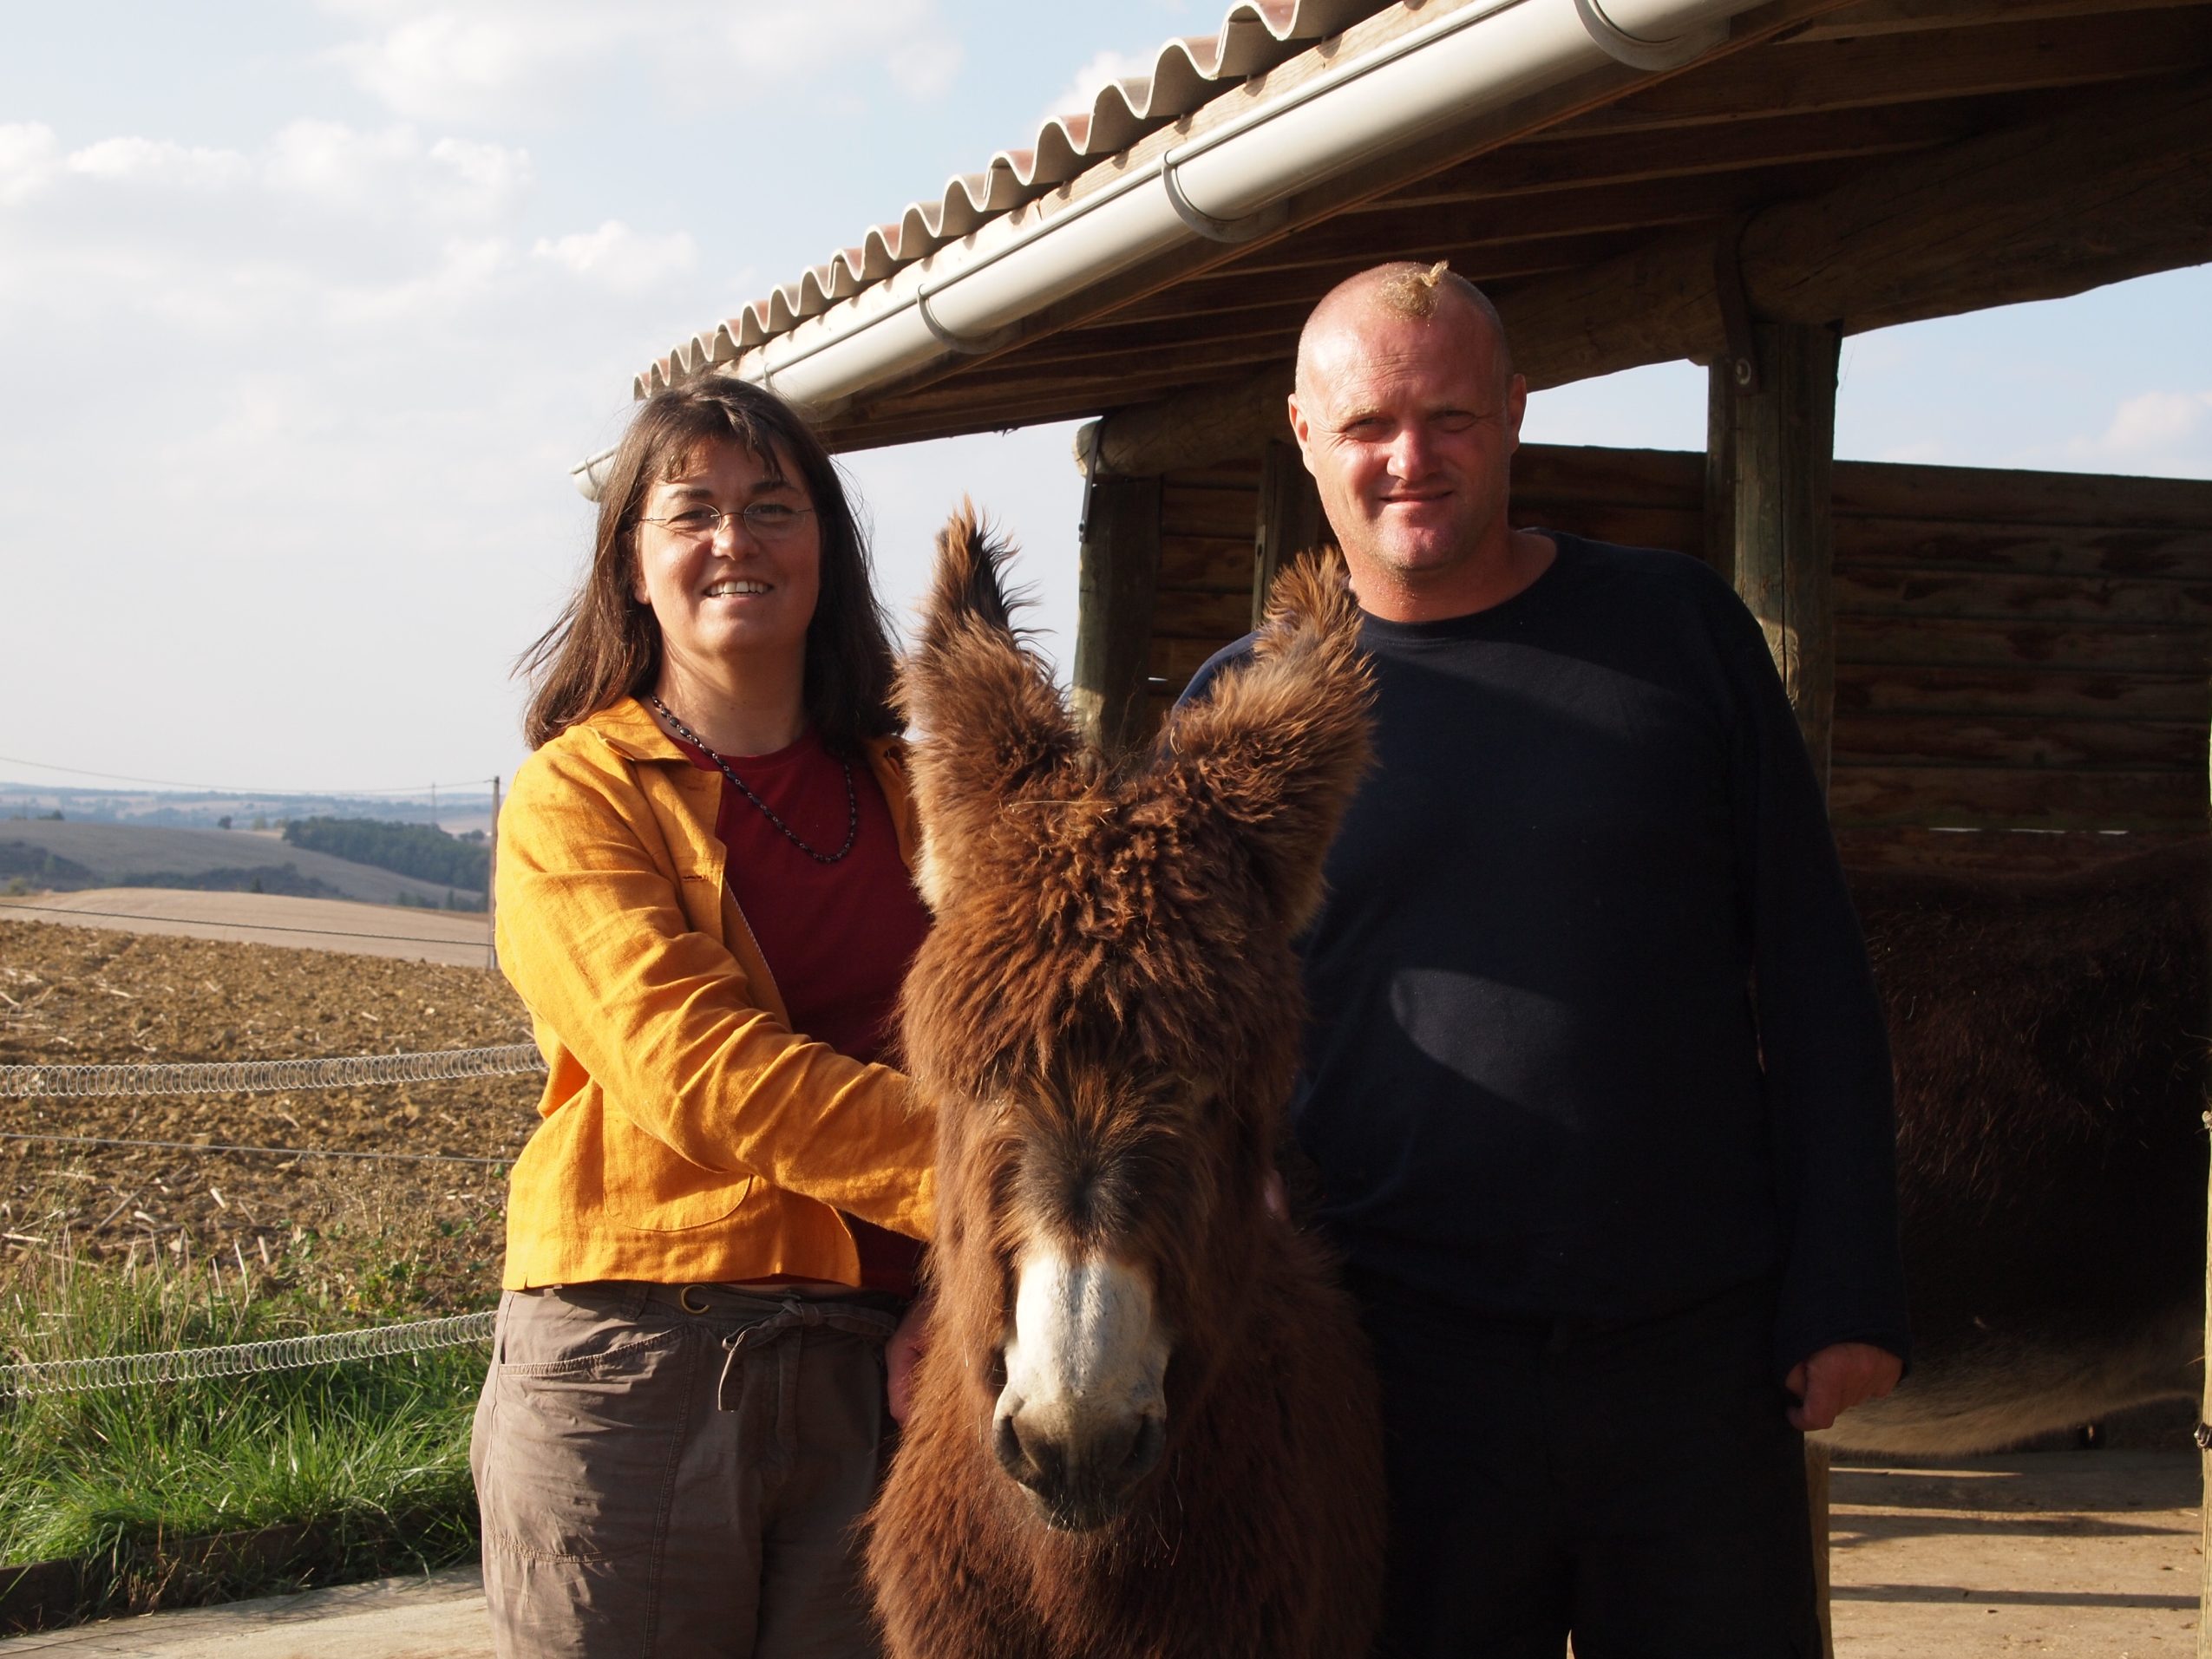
6;909;2205;1656
1831;1453;2202;1654
4;1454;2198;1656
0;892;492;970
0;915;539;1311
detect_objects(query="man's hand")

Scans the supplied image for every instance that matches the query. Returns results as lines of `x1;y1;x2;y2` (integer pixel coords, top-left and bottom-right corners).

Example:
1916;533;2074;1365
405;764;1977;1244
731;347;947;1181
886;1293;933;1427
1784;1342;1901;1432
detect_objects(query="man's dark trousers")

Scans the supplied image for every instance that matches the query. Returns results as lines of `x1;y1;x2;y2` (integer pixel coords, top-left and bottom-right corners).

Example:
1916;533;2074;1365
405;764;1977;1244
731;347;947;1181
1358;1274;1822;1658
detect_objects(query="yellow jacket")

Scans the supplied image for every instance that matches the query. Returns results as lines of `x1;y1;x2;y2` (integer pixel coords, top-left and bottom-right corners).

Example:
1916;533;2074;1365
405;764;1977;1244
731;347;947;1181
494;696;934;1288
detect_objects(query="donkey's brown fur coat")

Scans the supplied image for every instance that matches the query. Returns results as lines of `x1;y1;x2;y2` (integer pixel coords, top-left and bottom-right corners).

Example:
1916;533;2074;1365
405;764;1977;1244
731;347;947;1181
866;509;1385;1659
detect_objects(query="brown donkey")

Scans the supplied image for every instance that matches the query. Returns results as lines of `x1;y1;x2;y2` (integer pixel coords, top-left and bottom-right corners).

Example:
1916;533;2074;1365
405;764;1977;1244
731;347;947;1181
867;510;1385;1658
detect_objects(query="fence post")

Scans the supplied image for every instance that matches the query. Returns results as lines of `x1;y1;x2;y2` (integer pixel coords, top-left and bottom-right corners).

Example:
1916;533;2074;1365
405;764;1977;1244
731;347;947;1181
486;774;501;974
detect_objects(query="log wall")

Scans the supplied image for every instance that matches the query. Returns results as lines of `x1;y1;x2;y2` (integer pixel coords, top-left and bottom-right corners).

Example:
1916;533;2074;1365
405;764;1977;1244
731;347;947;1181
1145;456;1268;733
1141;443;2212;869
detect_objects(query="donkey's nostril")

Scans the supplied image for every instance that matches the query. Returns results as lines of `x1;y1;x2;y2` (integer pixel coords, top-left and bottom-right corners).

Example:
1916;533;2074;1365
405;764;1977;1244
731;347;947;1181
995;1406;1063;1493
1122;1412;1166;1483
992;1409;1026;1480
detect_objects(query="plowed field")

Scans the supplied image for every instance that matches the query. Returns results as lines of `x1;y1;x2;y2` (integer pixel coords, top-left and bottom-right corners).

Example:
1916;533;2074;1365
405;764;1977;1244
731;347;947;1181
0;918;540;1312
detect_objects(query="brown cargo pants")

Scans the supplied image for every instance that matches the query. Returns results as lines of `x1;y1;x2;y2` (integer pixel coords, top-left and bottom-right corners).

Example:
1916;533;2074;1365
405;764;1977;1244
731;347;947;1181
471;1281;903;1659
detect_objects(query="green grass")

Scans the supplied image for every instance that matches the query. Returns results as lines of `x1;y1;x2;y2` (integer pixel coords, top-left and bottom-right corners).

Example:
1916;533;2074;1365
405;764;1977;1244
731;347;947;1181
1;1226;487;1620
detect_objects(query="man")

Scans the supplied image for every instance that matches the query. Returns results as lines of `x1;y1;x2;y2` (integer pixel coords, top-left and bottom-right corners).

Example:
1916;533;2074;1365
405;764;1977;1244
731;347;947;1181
1182;262;1908;1656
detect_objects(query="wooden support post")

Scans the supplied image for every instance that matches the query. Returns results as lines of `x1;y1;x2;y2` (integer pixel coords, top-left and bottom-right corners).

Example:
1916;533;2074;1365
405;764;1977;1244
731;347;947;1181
1072;473;1163;758
1805;1441;1835;1659
1700;368;1739;591
1710;321;1841;791
2199;1111;2211;1659
1712;320;1841;1659
1253;440;1325;629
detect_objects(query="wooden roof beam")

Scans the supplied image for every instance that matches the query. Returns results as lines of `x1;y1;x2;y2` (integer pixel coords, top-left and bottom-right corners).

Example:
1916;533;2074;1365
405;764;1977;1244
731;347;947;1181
1085;70;2212;478
1364;90;2069;209
1787;0;2206;44
1560;8;2211;134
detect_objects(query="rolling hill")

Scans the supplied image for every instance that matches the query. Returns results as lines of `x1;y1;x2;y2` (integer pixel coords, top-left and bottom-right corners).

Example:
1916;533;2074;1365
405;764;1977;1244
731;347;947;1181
0;820;483;908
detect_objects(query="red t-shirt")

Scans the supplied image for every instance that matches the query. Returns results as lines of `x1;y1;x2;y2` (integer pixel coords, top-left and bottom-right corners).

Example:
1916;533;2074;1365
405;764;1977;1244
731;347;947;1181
670;728;932;1294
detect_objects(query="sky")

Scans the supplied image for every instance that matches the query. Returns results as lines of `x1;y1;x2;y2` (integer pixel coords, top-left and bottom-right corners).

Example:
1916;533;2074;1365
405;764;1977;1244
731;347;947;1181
1;1;2207;798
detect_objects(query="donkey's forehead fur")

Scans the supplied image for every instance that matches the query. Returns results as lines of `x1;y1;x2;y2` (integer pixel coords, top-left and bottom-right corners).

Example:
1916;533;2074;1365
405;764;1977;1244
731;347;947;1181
899;505;1371;1090
906;795;1264;1084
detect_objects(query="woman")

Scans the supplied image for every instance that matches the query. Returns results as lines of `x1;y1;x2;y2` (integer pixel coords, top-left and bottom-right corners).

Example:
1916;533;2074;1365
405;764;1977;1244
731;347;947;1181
472;377;936;1658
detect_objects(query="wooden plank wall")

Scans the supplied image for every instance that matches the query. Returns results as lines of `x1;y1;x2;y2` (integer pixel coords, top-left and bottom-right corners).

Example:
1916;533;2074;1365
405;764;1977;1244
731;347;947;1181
1142;443;2211;869
1145;456;1265;732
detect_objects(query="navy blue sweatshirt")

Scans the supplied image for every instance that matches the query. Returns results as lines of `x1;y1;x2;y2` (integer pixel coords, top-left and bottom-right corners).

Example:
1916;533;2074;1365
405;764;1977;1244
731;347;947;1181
1182;533;1910;1375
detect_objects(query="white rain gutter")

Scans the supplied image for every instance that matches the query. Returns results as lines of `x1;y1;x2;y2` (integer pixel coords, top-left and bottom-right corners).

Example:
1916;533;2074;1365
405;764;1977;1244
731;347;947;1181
573;0;1758;499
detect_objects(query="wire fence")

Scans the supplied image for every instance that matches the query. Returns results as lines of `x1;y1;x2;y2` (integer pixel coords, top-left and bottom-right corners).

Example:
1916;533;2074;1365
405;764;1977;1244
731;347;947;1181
2;1033;530;1388
0;1310;495;1398
0;1042;544;1101
0;1131;515;1166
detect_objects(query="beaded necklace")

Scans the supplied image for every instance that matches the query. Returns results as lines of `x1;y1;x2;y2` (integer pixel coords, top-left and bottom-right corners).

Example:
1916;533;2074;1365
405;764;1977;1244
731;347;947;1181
647;694;858;865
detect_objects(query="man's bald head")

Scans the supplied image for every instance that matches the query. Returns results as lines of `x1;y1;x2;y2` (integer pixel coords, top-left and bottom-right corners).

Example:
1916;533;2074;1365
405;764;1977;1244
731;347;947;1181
1295;261;1513;400
1285;258;1542;623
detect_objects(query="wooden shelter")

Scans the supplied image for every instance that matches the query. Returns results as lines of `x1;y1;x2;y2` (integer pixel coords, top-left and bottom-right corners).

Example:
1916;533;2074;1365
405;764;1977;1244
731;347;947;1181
618;0;2211;871
618;0;2211;1643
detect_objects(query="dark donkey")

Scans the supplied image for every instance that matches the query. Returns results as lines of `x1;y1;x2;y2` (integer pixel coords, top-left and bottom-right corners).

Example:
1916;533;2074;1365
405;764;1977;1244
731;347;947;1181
866;511;1385;1659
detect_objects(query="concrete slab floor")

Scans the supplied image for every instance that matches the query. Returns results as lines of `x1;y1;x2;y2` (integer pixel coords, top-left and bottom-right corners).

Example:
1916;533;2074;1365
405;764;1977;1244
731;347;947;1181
2;1452;2198;1656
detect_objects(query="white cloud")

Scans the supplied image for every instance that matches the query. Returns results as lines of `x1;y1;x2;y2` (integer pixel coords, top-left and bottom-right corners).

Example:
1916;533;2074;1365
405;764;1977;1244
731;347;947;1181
2079;389;2212;459
429;135;531;197
265;120;531;219
888;34;964;100
1040;49;1155;125
0;122;60;206
65;136;252;189
0;112;553;346
532;220;699;294
330;234;514;323
323;8;623;126
319;0;959;124
724;0;958;88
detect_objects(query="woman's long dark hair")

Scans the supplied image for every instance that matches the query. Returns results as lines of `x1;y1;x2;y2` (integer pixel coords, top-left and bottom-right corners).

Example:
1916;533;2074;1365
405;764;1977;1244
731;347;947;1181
520;379;900;754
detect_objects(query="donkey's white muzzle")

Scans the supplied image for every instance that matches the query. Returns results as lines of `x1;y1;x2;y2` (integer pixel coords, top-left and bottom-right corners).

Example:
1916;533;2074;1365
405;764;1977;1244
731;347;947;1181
992;1244;1169;1529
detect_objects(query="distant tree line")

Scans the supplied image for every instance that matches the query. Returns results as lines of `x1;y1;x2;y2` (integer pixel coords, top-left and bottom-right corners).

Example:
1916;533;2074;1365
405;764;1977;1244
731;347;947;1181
116;865;347;899
0;841;95;891
283;817;491;894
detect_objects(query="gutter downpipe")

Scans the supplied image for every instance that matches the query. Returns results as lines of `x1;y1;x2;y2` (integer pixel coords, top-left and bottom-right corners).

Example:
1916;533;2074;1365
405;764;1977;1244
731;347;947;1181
573;0;1759;500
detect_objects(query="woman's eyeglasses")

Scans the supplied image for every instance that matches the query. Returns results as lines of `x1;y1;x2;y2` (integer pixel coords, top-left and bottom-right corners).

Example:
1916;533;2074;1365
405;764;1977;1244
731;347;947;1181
640;503;815;542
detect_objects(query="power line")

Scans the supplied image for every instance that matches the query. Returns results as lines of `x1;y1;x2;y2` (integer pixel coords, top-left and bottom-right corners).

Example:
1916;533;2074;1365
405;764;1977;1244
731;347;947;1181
0;752;496;799
0;1130;517;1166
0;902;489;947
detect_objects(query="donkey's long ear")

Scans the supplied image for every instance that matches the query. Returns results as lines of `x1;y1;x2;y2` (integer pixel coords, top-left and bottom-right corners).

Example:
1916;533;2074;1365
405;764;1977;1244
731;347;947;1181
897;503;1084;913
1157;551;1371;933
